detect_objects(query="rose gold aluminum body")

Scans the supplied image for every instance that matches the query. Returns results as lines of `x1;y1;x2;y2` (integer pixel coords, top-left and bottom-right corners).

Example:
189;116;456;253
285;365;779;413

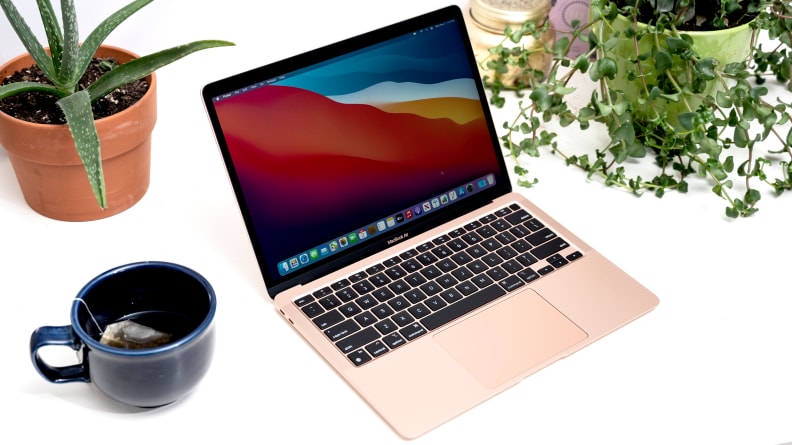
274;193;659;439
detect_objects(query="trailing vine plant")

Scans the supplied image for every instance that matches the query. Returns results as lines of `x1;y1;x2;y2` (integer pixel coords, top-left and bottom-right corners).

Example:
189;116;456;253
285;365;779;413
482;0;792;217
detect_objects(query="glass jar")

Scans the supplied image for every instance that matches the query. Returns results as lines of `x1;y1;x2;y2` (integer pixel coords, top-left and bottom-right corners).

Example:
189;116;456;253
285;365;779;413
464;0;555;88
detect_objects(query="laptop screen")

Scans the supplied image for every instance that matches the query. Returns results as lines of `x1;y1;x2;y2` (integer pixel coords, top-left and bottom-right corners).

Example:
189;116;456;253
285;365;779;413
203;6;510;295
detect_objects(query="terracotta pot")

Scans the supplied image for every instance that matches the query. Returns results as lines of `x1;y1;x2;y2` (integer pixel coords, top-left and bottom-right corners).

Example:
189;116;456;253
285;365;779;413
0;45;157;221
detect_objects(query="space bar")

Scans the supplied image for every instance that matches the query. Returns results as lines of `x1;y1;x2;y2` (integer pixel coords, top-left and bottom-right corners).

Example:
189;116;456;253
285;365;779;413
421;284;506;331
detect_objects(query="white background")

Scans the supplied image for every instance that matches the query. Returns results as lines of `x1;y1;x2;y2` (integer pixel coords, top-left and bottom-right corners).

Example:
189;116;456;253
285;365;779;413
1;1;791;443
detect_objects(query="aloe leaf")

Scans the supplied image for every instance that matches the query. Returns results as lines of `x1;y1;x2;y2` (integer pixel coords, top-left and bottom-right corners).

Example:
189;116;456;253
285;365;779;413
0;0;56;80
86;40;235;101
75;0;153;87
56;90;106;208
35;0;63;75
59;0;80;90
0;81;70;101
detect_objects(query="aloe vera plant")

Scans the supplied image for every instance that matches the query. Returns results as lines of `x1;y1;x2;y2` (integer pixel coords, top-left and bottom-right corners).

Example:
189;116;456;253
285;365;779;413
0;0;233;209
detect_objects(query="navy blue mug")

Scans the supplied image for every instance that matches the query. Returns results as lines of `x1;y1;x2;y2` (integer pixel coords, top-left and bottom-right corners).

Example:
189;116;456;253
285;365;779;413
30;261;216;408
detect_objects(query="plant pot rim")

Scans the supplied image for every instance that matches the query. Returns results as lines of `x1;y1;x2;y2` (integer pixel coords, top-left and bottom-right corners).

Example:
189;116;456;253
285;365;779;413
613;13;757;35
0;44;156;131
0;45;157;166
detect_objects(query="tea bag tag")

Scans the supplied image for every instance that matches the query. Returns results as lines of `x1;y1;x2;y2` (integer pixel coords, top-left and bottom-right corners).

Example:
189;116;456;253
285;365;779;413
99;320;172;349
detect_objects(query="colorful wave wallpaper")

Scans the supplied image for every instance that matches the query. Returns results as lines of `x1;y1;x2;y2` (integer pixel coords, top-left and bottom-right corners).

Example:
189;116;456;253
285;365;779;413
213;21;503;277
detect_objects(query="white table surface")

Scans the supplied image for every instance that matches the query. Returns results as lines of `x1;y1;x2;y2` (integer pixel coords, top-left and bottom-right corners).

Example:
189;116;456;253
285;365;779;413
2;1;791;444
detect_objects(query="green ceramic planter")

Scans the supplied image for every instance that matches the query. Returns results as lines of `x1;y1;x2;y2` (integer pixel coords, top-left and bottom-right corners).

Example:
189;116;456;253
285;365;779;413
599;15;755;126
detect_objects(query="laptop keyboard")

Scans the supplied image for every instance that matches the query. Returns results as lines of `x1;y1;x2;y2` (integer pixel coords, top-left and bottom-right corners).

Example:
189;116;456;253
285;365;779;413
293;203;583;366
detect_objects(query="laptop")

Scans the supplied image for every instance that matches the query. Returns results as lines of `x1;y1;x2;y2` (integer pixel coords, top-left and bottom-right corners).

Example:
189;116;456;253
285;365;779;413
202;5;659;439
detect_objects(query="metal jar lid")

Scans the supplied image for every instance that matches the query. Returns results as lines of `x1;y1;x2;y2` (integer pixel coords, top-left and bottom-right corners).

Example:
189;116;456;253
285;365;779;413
469;0;552;33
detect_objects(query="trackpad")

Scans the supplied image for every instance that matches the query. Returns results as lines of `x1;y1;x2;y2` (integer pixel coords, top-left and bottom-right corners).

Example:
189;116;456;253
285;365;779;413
434;289;588;389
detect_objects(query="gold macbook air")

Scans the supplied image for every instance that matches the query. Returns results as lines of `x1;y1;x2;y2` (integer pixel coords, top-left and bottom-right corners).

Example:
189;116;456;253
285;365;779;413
202;5;659;438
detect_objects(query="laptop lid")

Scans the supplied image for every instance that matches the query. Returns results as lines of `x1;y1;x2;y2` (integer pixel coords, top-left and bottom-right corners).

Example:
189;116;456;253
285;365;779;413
202;6;510;296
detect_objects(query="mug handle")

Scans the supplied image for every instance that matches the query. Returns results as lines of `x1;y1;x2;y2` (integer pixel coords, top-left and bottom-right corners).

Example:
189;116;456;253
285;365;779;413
30;326;90;383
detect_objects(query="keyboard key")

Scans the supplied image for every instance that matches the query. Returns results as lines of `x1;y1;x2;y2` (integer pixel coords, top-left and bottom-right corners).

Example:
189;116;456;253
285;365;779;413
527;228;557;246
294;295;314;307
402;259;422;272
404;289;428;304
456;281;477;296
548;254;569;268
388;296;410;311
313;287;333;298
352;279;375;294
301;302;324;318
349;271;368;282
401;249;419;259
385;265;407;279
422;284;506;331
325;319;360;342
355;295;377;309
392;311;415;327
431;245;453;258
354;311;377;327
336;327;379;354
501;259;523;274
518;268;540;283
499;275;525;292
447;239;468;251
399;323;427;341
440;289;463;304
482;253;503;267
476;225;497;238
372;303;395;319
339;302;362;317
369;272;391;287
486;266;508;281
417;252;438;265
366;264;385;274
505;209;532;225
383;256;401;267
461;232;483;244
420;265;442;280
451;267;474;281
336;287;359;302
408;303;431;318
425;296;447;311
491;219;511;231
524;218;545;231
405;272;427;287
314;310;344;329
375;319;398;335
420;281;443;296
472;274;494;288
451;251;474;265
388;279;410;295
348;349;372;366
516;252;539;267
331;279;350;291
365;341;389;358
531;237;570;259
437;274;459;289
383;332;407;349
372;288;395;302
318;295;342;310
437;258;458;273
496;245;518;260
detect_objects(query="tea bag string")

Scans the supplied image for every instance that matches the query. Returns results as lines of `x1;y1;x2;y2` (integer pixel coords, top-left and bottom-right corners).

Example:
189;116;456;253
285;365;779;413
74;298;103;334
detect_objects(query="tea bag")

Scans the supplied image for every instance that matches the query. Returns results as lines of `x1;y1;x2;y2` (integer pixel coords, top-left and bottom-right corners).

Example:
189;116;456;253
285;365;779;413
99;319;172;349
